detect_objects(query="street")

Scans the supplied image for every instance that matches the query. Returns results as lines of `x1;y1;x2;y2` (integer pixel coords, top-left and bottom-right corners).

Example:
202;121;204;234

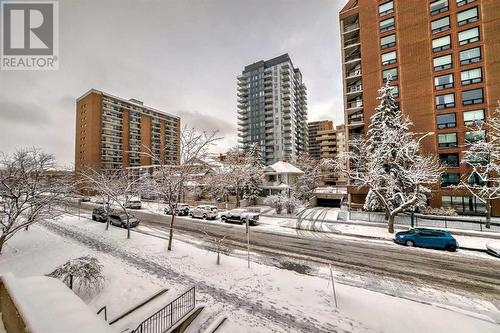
78;203;500;299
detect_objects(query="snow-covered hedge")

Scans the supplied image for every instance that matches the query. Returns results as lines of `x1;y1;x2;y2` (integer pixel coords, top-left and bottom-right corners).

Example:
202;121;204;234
265;194;300;214
419;206;458;216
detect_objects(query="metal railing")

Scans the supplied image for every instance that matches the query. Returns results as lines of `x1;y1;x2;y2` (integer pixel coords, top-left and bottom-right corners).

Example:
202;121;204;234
132;287;196;333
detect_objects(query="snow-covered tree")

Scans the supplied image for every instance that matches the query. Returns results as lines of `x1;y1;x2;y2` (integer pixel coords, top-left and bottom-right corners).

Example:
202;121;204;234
0;148;72;254
293;153;322;202
330;79;442;233
143;126;220;251
78;168;144;238
460;102;500;228
47;256;104;297
242;143;264;206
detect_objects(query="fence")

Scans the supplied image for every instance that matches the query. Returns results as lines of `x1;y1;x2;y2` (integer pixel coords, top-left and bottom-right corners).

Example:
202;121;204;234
132;287;195;333
342;210;500;233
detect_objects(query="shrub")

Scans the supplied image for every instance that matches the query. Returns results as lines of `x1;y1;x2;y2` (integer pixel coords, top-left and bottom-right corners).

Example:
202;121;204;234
419;206;458;216
264;194;285;214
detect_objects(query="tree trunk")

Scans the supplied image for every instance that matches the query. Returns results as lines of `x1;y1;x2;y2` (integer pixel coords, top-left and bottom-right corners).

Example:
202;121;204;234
168;210;175;251
127;214;131;239
217;251;220;265
486;199;491;229
0;234;6;254
106;203;110;231
388;214;395;234
236;186;240;208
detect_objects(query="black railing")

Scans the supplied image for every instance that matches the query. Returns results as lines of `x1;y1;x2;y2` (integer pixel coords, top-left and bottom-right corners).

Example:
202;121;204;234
132;287;195;333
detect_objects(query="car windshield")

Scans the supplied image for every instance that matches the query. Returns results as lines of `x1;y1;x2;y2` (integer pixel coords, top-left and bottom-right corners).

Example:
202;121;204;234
211;207;218;211
120;214;134;219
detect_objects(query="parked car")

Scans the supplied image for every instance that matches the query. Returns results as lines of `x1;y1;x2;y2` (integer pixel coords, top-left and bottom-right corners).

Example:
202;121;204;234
191;205;218;220
394;228;458;252
92;207;109;222
94;198;108;205
220;209;260;225
125;200;142;209
108;212;140;228
164;203;191;216
79;196;91;202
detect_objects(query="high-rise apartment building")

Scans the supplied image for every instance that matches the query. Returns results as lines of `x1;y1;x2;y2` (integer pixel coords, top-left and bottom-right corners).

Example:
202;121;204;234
340;0;500;215
75;89;180;174
308;120;334;160
317;125;348;185
237;54;308;165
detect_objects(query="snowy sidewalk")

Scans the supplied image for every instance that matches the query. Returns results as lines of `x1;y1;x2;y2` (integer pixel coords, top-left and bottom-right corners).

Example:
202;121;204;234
1;216;499;333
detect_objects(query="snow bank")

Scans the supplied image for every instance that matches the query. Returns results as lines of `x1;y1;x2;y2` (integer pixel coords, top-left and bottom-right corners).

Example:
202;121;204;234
1;273;115;333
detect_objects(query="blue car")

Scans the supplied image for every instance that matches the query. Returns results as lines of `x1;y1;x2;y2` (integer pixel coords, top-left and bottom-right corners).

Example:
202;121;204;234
395;228;458;252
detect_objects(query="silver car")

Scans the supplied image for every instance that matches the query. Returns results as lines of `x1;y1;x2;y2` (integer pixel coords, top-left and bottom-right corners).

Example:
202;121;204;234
191;205;218;220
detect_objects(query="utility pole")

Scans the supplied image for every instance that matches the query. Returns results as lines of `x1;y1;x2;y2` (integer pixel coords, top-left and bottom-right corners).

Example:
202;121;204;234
329;264;338;308
246;219;250;268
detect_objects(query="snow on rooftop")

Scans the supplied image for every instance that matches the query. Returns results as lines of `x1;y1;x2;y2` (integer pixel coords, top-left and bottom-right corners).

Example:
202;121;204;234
1;273;115;333
265;161;304;174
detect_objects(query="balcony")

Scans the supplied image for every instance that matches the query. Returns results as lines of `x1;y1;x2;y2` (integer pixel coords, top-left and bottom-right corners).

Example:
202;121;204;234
344;36;360;49
345;68;362;81
347;112;364;128
346;99;363;113
344;51;361;64
343;22;359;34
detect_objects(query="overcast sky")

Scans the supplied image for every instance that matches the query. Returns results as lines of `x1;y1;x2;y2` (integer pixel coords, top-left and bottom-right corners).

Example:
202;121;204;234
0;0;346;166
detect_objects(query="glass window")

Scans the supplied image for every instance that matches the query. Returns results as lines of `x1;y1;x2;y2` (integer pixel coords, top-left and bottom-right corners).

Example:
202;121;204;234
433;54;452;70
442;196;486;214
468;173;485;186
463;109;484;126
392;85;399;98
380;34;396;49
432;35;451;52
380;17;395;32
436;113;456;129
441;173;460;187
440;153;459;167
461;68;482;85
465;130;486;144
430;0;449;15
434;74;454;90
379;1;394;16
382;67;398;81
435;93;455;109
381;51;397;65
460;47;481;65
457;7;478;26
462;88;483;105
431;16;450;34
438;133;457;147
458;27;479;46
457;0;475;7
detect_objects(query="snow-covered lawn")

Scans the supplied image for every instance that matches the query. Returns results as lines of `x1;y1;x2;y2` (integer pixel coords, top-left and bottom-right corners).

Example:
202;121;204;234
0;216;498;333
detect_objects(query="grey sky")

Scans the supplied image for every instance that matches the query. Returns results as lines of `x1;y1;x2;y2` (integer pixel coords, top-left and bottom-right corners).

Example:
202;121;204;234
0;0;346;166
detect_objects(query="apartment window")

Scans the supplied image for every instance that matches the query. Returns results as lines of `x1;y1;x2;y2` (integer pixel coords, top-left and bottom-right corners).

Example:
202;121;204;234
432;35;451;52
379;1;394;16
433;54;452;70
430;0;448;15
392;85;399;98
462;88;483;105
382;68;398;81
463;109;484;126
457;7;478;26
460;47;481;65
434;74;454;90
435;93;455;109
461;68;482;85
441;173;460;187
457;0;475;7
458;27;479;46
440;153;459;167
381;51;396;65
442;195;486;214
438;133;457;147
468;173;485;186
465;130;486;144
380;17;395;32
380;34;396;49
431;16;450;34
437;113;456;129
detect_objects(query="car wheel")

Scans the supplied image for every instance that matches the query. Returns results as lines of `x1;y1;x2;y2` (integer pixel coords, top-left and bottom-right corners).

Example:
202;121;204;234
92;216;96;221
405;240;414;247
446;244;457;252
203;214;207;220
221;216;226;222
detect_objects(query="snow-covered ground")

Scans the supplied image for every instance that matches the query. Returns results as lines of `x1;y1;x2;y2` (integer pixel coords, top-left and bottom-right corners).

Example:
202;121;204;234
0;216;499;333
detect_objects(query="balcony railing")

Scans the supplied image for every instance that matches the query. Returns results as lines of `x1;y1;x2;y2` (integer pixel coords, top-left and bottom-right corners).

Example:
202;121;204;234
346;68;362;78
344;37;360;48
347;84;362;93
345;52;361;63
347;100;363;109
344;22;359;33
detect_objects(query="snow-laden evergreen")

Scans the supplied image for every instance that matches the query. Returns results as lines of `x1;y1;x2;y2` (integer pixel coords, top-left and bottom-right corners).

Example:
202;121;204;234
460;102;500;228
330;78;441;233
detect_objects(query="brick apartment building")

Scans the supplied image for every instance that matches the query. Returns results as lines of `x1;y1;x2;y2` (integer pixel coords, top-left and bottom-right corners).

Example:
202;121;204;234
75;89;180;174
340;0;500;215
307;120;333;160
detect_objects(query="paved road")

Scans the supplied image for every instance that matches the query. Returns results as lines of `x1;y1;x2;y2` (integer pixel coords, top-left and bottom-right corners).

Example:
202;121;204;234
77;203;500;297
